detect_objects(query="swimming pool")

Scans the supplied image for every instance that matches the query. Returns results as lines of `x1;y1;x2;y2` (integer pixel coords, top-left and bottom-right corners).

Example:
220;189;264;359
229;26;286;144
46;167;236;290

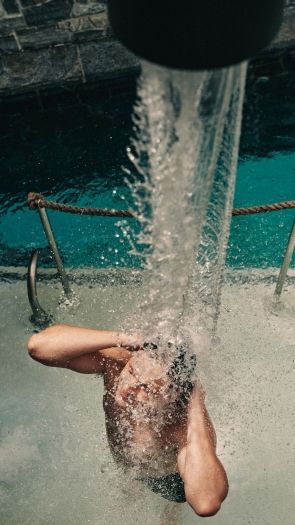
0;73;294;271
0;72;295;525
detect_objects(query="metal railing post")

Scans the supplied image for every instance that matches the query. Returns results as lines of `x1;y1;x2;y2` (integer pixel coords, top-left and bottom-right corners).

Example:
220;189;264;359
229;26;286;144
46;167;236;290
274;218;295;298
27;249;53;327
38;207;72;297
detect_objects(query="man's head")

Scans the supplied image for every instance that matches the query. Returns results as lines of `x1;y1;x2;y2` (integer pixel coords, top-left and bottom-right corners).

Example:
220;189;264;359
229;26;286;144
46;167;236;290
167;342;197;406
115;350;171;411
115;341;197;415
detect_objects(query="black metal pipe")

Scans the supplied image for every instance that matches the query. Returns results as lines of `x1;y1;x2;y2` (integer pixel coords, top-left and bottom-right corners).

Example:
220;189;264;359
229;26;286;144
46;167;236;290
108;0;285;70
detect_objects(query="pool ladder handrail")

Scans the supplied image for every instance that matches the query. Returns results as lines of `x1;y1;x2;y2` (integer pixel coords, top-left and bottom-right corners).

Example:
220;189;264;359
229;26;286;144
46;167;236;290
37;207;72;297
27;249;53;328
274;218;295;298
27;207;72;327
27;201;294;326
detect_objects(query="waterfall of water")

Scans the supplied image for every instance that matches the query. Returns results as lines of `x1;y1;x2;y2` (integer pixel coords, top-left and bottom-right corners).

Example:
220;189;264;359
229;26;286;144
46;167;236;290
126;60;247;355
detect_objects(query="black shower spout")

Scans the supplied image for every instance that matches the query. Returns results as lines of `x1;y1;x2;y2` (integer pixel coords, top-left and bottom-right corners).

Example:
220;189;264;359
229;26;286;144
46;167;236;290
108;0;285;70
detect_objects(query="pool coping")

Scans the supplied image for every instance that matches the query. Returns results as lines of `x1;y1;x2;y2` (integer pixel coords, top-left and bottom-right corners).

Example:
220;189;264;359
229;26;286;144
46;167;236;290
1;266;294;285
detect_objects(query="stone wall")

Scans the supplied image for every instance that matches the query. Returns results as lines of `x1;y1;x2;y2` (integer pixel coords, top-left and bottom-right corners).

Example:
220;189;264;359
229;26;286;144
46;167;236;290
249;2;295;78
0;0;139;98
0;0;295;100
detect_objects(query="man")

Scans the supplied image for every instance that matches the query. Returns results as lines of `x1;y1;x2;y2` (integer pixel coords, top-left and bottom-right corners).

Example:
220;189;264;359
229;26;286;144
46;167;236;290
27;324;228;517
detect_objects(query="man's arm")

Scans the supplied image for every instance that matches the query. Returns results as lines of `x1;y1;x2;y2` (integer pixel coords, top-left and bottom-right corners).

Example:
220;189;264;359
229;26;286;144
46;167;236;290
177;386;228;517
27;324;141;374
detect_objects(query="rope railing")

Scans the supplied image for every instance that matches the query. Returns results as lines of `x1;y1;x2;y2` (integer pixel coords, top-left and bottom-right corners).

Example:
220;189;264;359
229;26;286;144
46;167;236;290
28;192;295;217
232;200;295;216
26;191;295;326
28;192;134;218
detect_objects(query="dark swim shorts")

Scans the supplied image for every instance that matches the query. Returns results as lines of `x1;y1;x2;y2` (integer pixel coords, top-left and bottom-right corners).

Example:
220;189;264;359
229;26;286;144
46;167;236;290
139;473;186;503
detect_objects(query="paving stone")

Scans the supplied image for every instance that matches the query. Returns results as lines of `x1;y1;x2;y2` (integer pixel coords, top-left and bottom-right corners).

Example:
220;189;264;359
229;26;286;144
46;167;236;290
0;14;26;31
58;12;108;33
250;44;295;76
0;44;82;94
22;0;73;26
2;0;20;14
0;32;19;52
71;28;107;44
274;8;295;44
20;0;48;6
71;1;106;17
79;39;139;81
18;26;71;49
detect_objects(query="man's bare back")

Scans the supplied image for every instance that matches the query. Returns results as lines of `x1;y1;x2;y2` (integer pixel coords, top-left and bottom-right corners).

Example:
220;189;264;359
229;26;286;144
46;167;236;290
27;324;228;517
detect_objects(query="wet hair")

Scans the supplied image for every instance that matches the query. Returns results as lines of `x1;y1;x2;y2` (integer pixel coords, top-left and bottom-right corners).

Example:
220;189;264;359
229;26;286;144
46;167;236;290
167;342;197;406
143;339;197;407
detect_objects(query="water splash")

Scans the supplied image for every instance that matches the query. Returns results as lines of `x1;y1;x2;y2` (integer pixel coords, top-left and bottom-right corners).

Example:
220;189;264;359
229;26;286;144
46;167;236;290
126;60;247;352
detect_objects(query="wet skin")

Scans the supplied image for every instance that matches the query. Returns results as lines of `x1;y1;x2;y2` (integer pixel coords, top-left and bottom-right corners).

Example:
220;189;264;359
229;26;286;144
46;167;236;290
103;350;189;474
27;324;228;517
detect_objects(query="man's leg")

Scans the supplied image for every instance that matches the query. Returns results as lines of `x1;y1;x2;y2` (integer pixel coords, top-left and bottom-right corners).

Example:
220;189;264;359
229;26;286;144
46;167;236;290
177;385;228;517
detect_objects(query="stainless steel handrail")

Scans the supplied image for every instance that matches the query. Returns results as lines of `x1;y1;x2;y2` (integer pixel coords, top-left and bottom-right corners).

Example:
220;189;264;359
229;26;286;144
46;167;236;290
27;196;294;322
37;207;72;298
27;249;53;327
274;218;295;297
27;208;72;326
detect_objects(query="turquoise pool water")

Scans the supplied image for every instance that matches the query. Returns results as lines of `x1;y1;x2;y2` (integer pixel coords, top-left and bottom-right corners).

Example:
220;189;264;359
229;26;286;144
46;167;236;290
0;76;294;269
228;152;295;267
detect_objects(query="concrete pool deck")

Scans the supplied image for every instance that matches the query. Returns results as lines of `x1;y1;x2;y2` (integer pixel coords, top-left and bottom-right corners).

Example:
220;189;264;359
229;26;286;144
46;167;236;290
0;267;294;524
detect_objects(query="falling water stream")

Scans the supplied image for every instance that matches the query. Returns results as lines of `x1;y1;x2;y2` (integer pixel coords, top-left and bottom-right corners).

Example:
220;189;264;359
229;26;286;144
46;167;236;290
126;60;248;353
